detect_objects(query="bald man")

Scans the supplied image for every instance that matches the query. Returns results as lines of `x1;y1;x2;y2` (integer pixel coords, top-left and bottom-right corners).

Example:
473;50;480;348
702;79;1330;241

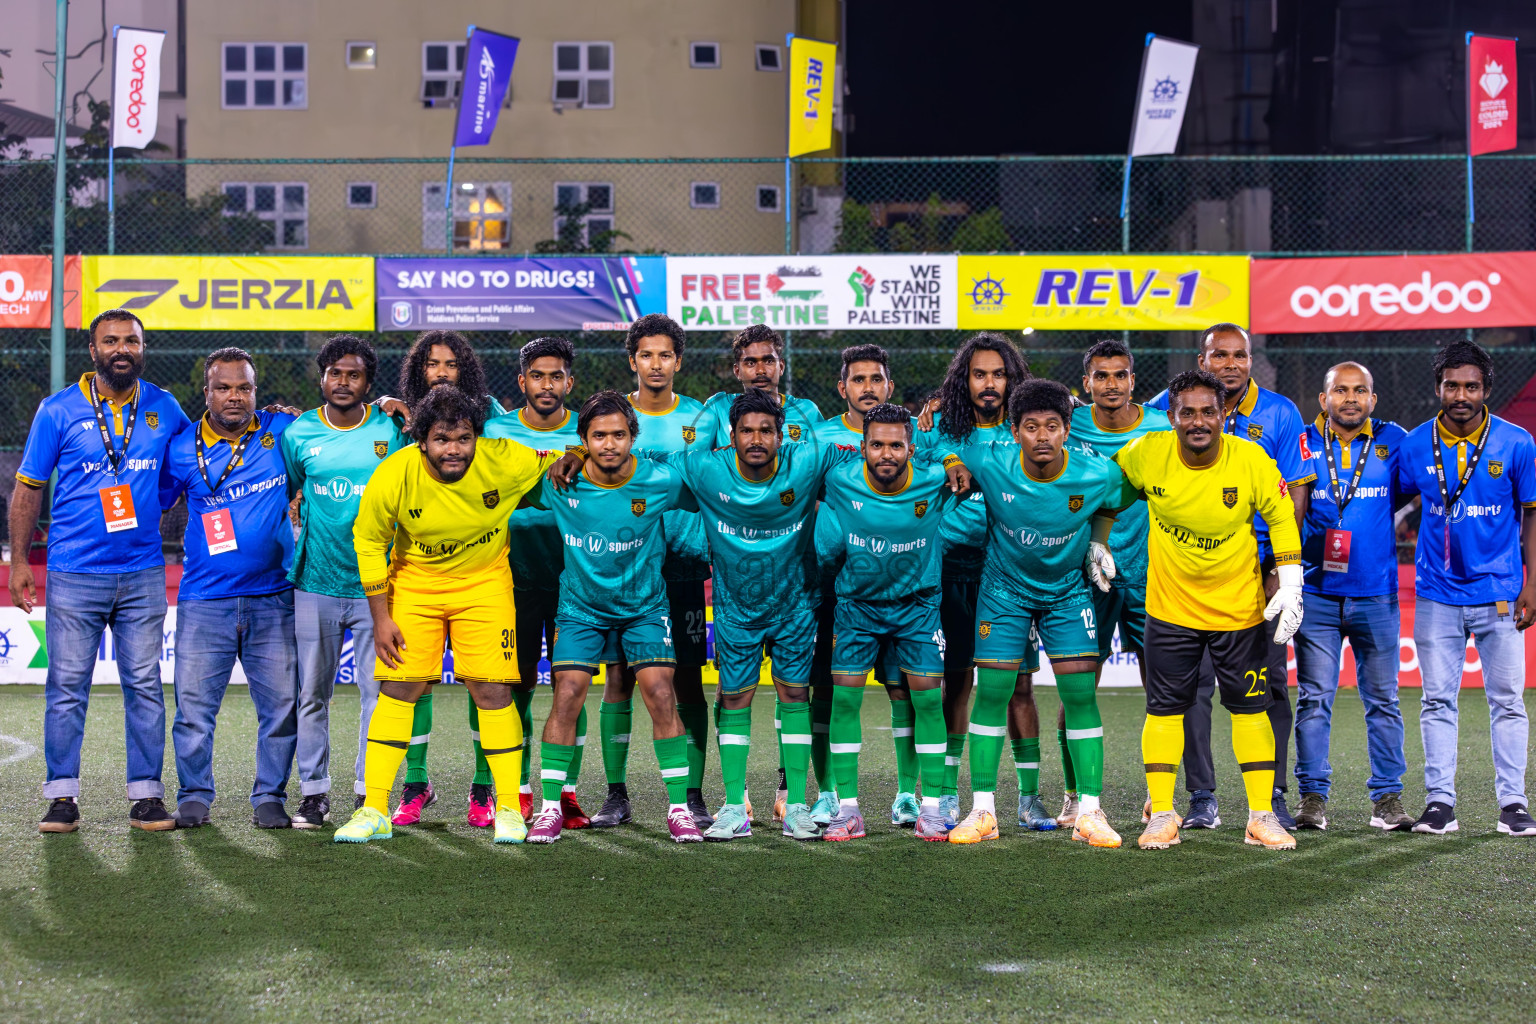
1290;363;1412;831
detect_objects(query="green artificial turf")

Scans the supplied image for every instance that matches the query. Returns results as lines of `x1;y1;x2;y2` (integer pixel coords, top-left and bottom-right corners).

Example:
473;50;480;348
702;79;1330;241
1;683;1533;1023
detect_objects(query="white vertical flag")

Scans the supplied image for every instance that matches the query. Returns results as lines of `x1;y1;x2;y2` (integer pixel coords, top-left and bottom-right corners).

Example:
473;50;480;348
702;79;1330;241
111;28;166;150
1128;35;1199;157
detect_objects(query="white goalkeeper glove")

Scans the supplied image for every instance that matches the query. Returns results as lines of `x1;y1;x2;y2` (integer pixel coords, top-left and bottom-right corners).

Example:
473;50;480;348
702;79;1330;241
1263;563;1304;646
1085;540;1117;593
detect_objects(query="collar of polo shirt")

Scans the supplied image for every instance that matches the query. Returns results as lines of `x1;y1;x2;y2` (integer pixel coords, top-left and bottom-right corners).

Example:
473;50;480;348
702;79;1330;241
199;411;261;447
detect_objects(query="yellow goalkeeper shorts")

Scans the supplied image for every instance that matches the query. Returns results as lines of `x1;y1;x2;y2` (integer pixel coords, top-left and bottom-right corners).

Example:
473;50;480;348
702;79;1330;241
377;565;519;686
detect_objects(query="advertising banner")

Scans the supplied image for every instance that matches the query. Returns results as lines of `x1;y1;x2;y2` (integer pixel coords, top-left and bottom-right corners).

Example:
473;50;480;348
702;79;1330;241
1469;34;1519;156
667;255;957;331
1250;252;1536;333
956;254;1248;330
377;255;665;331
1129;35;1200;157
111;27;165;149
82;256;374;330
787;36;837;157
0;255;81;328
453;28;519;148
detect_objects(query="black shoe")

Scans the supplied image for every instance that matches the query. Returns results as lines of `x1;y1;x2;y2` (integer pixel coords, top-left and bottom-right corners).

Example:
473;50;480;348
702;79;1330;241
591;785;632;828
129;797;176;832
1498;804;1536;837
1183;790;1220;829
175;800;210;829
1272;789;1298;831
1293;792;1327;831
686;788;715;830
252;802;292;829
291;794;330;830
1370;792;1413;831
353;793;365;811
39;797;80;834
1412;801;1458;834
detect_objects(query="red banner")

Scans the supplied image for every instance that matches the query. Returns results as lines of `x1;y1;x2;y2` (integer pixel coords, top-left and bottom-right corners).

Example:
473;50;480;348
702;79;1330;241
1251;252;1536;333
0;255;81;329
1469;34;1518;156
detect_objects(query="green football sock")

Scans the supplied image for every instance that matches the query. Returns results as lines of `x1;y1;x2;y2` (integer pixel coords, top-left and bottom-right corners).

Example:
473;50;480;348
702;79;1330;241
1058;727;1077;794
1012;737;1040;797
403;690;433;784
512;688;534;788
779;700;812;807
891;698;918;794
811;692;834;793
468;699;492;787
967;668;1014;794
1056;671;1104;798
909;687;948;796
565;702;587;793
540;741;575;804
655;734;690;805
942;734;965;797
600;698;632;786
773;697;786;787
829;685;866;801
717;705;752;806
677;701;709;790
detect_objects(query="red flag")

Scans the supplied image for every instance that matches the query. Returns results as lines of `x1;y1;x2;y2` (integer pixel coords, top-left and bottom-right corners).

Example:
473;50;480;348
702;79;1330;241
1469;34;1518;156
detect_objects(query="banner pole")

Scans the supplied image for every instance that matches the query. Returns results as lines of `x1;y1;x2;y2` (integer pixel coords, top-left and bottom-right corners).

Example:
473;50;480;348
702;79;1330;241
49;0;69;395
444;24;476;254
1465;33;1475;255
108;27;119;256
784;33;795;256
1119;154;1132;253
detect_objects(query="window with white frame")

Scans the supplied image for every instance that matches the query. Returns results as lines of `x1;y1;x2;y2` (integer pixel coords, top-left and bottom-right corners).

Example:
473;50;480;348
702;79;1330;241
222;43;308;109
223;182;308;248
552;42;613;108
690;182;720;209
553;182;614;248
756;185;781;213
690;42;720;68
421;181;513;251
421;41;466;103
346;42;376;69
755;44;782;71
347;182;377;209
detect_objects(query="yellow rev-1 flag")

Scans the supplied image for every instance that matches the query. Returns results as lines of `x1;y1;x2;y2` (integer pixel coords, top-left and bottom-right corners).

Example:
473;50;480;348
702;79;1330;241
82;256;374;330
787;36;837;157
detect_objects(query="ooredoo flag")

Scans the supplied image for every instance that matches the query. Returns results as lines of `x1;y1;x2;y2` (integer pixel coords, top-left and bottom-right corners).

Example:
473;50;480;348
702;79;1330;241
787;36;837;157
1129;35;1200;157
453;28;520;147
1469;34;1518;156
110;27;165;150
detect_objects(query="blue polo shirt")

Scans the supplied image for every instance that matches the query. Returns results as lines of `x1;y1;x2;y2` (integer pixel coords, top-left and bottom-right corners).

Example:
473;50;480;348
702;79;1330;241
1150;378;1314;562
1300;416;1408;597
16;373;191;575
1395;410;1536;607
161;410;297;602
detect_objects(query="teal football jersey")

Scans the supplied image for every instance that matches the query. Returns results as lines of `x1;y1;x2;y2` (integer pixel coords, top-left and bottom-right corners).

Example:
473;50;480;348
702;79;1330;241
281;405;407;598
821;460;960;602
648;441;859;626
483;407;580;591
1069;404;1171;588
817;412;865;448
925;413;1010;581
632;393;711;583
691;390;824;448
957;441;1125;605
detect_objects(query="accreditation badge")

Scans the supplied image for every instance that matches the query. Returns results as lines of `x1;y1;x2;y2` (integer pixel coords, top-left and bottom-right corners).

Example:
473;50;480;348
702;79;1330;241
1322;528;1351;573
202;508;239;555
99;484;139;533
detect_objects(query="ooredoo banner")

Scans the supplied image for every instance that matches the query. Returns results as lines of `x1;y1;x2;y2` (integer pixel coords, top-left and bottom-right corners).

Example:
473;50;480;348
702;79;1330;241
1251;252;1536;333
82;256;374;330
0;255;81;328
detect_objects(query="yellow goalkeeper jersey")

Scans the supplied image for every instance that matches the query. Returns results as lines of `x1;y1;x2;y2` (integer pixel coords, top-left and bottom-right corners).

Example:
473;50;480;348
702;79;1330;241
1113;431;1301;631
353;438;560;594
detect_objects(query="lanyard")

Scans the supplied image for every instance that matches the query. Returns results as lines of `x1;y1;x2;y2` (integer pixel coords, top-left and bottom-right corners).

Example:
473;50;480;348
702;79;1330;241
88;376;136;480
1321;425;1370;523
194;421;255;498
1222;381;1251;436
1430;414;1491;518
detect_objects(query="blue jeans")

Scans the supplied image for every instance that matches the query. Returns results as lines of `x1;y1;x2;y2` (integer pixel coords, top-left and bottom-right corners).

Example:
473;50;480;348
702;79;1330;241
1292;592;1406;801
42;566;169;800
172;591;299;810
1415;597;1529;809
294;590;377;797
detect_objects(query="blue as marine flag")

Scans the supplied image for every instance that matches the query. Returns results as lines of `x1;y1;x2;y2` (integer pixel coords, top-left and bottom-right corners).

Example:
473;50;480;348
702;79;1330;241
453;28;519;147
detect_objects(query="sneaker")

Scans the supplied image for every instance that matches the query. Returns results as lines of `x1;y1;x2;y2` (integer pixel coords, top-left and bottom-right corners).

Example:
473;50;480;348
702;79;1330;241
1271;789;1297;831
772;789;789;823
560;792;591;830
1017;793;1057;831
1411;801;1458;835
890;792;921;828
1056;792;1080;828
252;802;291;829
174;800;210;829
467;784;495;828
526;807;564;844
824;807;867;841
915;806;951;841
948;808;999;844
519;790;533;818
937;793;960;830
333;806;391;843
809;791;839;826
591;789;632;828
782;803;823;840
1498;804;1536;837
1245;811;1297;850
494;806;528;844
290;794;329;830
666;806;704;842
704;803;751;841
391;782;435;826
687;789;715;830
128;797;175;832
39;797;80;834
1071;808;1122;848
1294;793;1328;831
1138;810;1182;850
1370;793;1413;831
1183;790;1221;829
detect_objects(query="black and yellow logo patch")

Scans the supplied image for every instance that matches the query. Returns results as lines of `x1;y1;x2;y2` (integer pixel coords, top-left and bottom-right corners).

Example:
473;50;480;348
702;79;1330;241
780;488;796;506
482;490;500;509
260;432;275;449
1246;424;1264;442
631;498;648;516
682;425;696;444
1222;486;1238;509
145;411;159;429
1068;494;1084;513
1489;460;1504;478
1374;444;1389;459
914;499;929;519
374;440;389;459
978;621;992;639
787;424;802;441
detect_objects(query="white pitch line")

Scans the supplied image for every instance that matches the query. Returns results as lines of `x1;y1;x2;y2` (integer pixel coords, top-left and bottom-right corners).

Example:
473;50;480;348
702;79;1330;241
0;733;38;767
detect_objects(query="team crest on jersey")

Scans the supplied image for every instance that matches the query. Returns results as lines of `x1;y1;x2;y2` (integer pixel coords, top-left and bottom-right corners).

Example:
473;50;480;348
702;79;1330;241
977;621;992;639
145;411;159;429
1222;486;1238;508
787;424;802;441
374;440;389;459
631;498;648;516
482;490;500;509
260;432;275;449
1068;494;1084;513
1246;424;1263;442
1489;460;1504;478
914;499;929;518
1374;444;1389;459
780;488;796;506
682;425;696;444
